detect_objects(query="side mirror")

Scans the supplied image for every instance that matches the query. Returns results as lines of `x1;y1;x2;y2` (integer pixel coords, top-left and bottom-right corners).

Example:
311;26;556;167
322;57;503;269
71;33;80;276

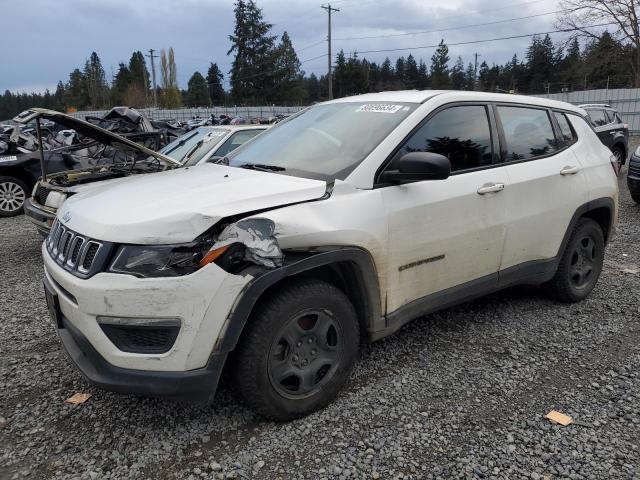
380;151;451;183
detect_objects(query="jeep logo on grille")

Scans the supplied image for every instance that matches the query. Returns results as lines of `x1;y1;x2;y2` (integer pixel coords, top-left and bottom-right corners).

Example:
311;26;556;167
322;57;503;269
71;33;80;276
62;211;72;223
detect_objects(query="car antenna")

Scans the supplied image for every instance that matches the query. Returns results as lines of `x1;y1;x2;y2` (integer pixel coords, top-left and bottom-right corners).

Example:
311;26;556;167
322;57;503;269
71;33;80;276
35;117;47;182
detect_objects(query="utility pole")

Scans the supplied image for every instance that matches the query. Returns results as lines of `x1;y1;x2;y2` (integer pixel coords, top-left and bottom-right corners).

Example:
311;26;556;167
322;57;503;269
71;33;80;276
321;4;339;100
146;48;159;107
473;52;481;90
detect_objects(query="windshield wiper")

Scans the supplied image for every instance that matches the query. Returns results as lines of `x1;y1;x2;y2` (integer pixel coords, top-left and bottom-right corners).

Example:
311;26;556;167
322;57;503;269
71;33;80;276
239;163;286;172
182;139;204;163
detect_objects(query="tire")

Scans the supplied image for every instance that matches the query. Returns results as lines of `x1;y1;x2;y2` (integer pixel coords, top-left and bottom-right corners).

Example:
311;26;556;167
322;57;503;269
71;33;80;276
631;192;640;204
545;218;605;303
611;145;625;171
0;176;28;217
232;279;360;421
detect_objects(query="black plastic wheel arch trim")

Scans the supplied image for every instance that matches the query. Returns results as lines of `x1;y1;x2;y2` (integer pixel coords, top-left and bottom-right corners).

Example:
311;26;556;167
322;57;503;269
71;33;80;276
216;247;383;354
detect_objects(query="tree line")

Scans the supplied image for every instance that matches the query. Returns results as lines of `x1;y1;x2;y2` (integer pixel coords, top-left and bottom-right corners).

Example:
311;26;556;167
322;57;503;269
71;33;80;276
1;0;638;120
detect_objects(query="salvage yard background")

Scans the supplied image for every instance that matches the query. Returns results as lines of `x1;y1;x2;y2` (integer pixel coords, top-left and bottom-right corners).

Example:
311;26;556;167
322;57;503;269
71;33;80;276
1;158;639;479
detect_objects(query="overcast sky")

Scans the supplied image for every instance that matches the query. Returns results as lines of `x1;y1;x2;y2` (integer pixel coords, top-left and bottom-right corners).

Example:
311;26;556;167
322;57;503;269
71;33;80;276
0;0;570;93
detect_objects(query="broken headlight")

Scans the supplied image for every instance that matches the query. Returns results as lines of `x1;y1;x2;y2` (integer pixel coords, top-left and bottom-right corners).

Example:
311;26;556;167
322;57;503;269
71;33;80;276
108;243;207;278
108;218;283;278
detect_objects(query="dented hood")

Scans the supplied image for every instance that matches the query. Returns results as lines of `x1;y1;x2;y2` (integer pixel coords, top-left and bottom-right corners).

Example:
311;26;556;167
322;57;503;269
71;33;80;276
59;163;327;244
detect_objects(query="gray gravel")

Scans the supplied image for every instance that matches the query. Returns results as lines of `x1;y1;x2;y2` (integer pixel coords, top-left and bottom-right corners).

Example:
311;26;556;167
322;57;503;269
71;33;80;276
1;168;640;480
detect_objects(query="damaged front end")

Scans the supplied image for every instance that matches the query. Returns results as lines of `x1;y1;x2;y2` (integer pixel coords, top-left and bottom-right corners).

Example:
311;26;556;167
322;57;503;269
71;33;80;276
108;218;283;279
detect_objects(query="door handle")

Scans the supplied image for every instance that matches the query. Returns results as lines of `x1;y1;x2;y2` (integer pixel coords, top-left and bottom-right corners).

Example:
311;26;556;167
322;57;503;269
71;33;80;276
477;182;505;195
560;165;581;175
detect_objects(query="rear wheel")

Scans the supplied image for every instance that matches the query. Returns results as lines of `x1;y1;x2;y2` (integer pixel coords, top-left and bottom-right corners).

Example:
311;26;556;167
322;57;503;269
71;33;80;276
611;145;625;172
232;279;360;421
545;218;604;302
0;176;27;217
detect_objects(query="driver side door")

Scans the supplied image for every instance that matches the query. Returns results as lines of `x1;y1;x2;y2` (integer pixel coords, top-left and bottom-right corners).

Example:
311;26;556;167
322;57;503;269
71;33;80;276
380;104;508;315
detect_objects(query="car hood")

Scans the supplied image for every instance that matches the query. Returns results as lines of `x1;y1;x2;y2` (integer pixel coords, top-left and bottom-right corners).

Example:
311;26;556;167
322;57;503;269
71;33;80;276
13;108;180;167
58;163;328;244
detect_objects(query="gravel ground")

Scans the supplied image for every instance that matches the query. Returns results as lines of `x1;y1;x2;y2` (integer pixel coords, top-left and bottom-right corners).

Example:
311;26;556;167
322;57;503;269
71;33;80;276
1;165;640;480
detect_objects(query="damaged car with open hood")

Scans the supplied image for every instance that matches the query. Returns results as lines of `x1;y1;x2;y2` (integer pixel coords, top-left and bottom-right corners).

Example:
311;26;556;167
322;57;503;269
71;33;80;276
23;108;267;235
0;107;173;218
42;91;618;420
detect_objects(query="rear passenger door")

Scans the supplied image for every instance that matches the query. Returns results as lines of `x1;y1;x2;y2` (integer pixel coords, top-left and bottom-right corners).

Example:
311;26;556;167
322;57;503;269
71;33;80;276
381;104;509;313
497;105;588;273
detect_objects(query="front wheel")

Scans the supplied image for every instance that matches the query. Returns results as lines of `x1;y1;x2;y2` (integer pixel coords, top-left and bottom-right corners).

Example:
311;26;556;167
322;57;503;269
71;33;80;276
544;218;605;302
0;176;28;217
232;280;360;421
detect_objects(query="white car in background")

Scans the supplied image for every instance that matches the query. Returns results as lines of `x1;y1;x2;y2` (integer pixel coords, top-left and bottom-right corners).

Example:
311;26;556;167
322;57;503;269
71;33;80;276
42;90;617;420
25;122;267;235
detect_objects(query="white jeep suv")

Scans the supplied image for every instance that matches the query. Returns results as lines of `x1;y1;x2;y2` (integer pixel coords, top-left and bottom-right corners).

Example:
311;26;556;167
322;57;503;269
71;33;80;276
42;91;618;420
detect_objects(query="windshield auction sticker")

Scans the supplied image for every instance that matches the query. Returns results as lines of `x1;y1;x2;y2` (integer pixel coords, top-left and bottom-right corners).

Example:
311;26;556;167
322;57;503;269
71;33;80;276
356;104;403;114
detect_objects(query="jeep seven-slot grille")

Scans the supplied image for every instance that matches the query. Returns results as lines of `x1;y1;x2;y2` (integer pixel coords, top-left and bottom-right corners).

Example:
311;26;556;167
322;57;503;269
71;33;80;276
46;219;113;278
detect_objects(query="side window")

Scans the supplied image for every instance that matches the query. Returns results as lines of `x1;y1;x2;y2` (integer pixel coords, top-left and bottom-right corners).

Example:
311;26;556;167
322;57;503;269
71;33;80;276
497;106;558;161
553;111;576;145
215;130;262;157
394;105;493;172
586;109;608;127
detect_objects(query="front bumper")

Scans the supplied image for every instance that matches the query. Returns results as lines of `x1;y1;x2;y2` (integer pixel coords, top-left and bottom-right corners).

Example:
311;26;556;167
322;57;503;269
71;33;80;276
24;198;55;236
49;280;225;401
43;241;253;398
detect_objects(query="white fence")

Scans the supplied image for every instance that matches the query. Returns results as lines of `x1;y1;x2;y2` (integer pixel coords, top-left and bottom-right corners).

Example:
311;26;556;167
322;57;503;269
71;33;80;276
69;106;306;123
535;88;640;133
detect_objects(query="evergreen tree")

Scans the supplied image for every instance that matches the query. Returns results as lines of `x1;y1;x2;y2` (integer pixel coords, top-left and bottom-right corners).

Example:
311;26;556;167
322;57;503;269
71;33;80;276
304;73;321;102
464;62;476;90
559;38;583;90
395;56;406;87
451;56;465;90
430;40;450;88
582;32;628;89
417;59;429;89
380;57;394;89
273;31;305;102
66;68;86;109
477;61;490;91
83;52;108;108
405;54;419;88
112;62;132;105
186;71;211;106
128;51;150;91
53;81;67;111
206;63;226;105
228;0;277;103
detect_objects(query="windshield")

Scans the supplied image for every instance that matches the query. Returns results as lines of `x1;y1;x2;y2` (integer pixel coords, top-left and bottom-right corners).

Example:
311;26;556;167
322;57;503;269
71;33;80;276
160;127;229;166
226;102;417;180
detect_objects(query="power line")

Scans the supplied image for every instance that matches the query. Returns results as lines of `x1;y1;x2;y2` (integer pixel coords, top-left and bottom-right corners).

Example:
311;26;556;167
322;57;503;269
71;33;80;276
341;22;616;56
298;39;327;52
333;9;573;41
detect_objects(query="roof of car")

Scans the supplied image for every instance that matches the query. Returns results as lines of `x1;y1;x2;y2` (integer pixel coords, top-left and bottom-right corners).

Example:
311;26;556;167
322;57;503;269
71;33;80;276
326;90;585;114
578;103;612;108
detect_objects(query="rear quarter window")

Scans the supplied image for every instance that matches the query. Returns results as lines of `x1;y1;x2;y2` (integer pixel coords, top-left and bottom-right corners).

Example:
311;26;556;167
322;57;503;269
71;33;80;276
553;111;576;145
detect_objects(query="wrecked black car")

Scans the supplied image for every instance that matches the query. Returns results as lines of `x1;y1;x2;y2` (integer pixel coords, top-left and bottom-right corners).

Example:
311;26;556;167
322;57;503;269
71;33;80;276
17;108;181;229
0;107;174;218
85;106;173;149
